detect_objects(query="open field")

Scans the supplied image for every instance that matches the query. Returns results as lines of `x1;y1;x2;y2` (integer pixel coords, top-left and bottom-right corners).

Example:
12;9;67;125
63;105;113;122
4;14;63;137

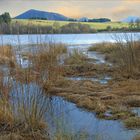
12;19;129;30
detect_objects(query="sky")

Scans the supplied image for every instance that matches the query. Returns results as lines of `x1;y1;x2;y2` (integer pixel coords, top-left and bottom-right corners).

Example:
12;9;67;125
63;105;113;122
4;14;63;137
0;0;140;21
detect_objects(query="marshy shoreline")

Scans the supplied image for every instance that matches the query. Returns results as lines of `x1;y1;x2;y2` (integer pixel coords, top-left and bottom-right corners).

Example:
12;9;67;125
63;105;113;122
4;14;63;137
0;33;140;140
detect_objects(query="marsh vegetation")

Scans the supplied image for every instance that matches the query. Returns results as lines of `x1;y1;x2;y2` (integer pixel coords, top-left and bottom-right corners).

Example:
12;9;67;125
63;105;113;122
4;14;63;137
0;33;139;140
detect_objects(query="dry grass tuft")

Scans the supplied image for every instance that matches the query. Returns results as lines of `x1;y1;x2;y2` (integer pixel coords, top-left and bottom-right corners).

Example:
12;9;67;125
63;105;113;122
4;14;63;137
124;117;140;129
0;46;16;67
64;49;88;65
88;39;140;77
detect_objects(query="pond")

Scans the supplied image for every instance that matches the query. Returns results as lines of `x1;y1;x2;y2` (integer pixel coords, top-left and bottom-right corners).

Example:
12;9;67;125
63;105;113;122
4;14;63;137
46;96;140;140
1;32;140;65
9;82;140;140
0;32;140;46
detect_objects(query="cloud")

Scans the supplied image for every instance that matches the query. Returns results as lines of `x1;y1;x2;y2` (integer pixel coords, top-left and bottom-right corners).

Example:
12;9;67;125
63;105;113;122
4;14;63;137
0;0;139;20
112;6;135;17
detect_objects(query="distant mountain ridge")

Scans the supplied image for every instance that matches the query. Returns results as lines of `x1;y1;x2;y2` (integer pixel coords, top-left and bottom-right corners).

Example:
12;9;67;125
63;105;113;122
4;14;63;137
15;9;111;22
15;9;69;21
122;16;140;23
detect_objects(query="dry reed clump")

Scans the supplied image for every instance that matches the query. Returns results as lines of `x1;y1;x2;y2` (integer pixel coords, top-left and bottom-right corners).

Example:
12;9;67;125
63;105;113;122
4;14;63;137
0;98;14;126
88;39;140;77
64;49;88;65
134;135;140;140
0;73;49;140
44;76;140;125
11;68;40;84
0;46;16;67
124;117;140;129
0;97;49;139
30;43;67;82
31;43;67;67
54;131;89;140
88;42;117;53
125;96;140;107
63;63;112;77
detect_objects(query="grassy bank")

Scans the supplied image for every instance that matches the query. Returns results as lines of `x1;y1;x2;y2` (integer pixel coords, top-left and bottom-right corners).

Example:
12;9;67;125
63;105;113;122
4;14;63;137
12;19;129;30
0;19;137;34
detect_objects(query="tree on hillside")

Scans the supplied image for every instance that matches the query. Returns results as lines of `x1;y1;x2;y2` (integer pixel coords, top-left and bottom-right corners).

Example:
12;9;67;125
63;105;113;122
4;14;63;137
0;16;3;24
135;19;140;29
0;12;11;24
129;20;135;29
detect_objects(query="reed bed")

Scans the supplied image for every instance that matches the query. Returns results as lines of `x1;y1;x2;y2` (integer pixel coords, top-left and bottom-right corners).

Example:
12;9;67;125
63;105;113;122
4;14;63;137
0;75;49;139
64;49;88;65
0;33;140;139
88;36;140;77
0;45;16;67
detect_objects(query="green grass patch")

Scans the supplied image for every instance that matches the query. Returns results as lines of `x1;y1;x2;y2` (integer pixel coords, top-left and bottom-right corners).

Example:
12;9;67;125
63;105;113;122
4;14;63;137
12;19;129;30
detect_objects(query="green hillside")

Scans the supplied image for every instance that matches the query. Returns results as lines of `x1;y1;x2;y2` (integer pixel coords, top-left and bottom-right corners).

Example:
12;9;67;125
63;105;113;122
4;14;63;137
12;19;129;30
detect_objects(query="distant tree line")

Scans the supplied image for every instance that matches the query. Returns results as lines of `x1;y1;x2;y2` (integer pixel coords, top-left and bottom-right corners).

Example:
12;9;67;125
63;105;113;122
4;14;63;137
0;22;97;34
88;18;111;22
0;12;11;24
67;18;111;22
29;17;48;20
0;18;140;34
129;19;140;30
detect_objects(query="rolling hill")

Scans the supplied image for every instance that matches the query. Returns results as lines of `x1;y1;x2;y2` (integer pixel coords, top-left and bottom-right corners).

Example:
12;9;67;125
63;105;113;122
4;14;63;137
122;16;140;23
15;9;69;21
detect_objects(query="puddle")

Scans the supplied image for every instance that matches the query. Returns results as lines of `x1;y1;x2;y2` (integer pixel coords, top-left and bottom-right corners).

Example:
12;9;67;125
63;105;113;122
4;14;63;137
67;44;112;65
0;79;138;140
46;96;139;140
132;108;140;117
86;51;106;64
16;54;31;68
67;76;112;84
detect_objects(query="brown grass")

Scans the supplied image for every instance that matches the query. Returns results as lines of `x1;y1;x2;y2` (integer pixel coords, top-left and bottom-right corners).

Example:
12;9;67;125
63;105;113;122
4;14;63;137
88;40;140;77
124;117;140;129
30;43;67;82
64;49;88;65
0;46;16;67
0;70;49;139
134;135;140;140
44;77;140;126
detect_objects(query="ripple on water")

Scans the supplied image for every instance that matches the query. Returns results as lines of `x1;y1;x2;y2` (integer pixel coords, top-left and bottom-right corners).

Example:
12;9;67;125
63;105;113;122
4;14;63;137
67;76;112;84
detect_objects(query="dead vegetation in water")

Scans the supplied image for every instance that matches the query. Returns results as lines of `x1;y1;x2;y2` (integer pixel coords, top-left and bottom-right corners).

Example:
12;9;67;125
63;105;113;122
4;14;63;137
0;65;49;140
124;117;140;129
88;39;140;77
44;77;140;124
64;49;88;65
134;135;140;140
29;43;67;82
0;35;140;138
0;85;49;140
10;39;140;132
0;46;16;67
63;63;113;77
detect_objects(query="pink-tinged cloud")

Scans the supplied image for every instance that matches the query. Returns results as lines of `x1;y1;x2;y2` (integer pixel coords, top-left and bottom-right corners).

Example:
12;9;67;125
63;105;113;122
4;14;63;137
0;0;139;21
